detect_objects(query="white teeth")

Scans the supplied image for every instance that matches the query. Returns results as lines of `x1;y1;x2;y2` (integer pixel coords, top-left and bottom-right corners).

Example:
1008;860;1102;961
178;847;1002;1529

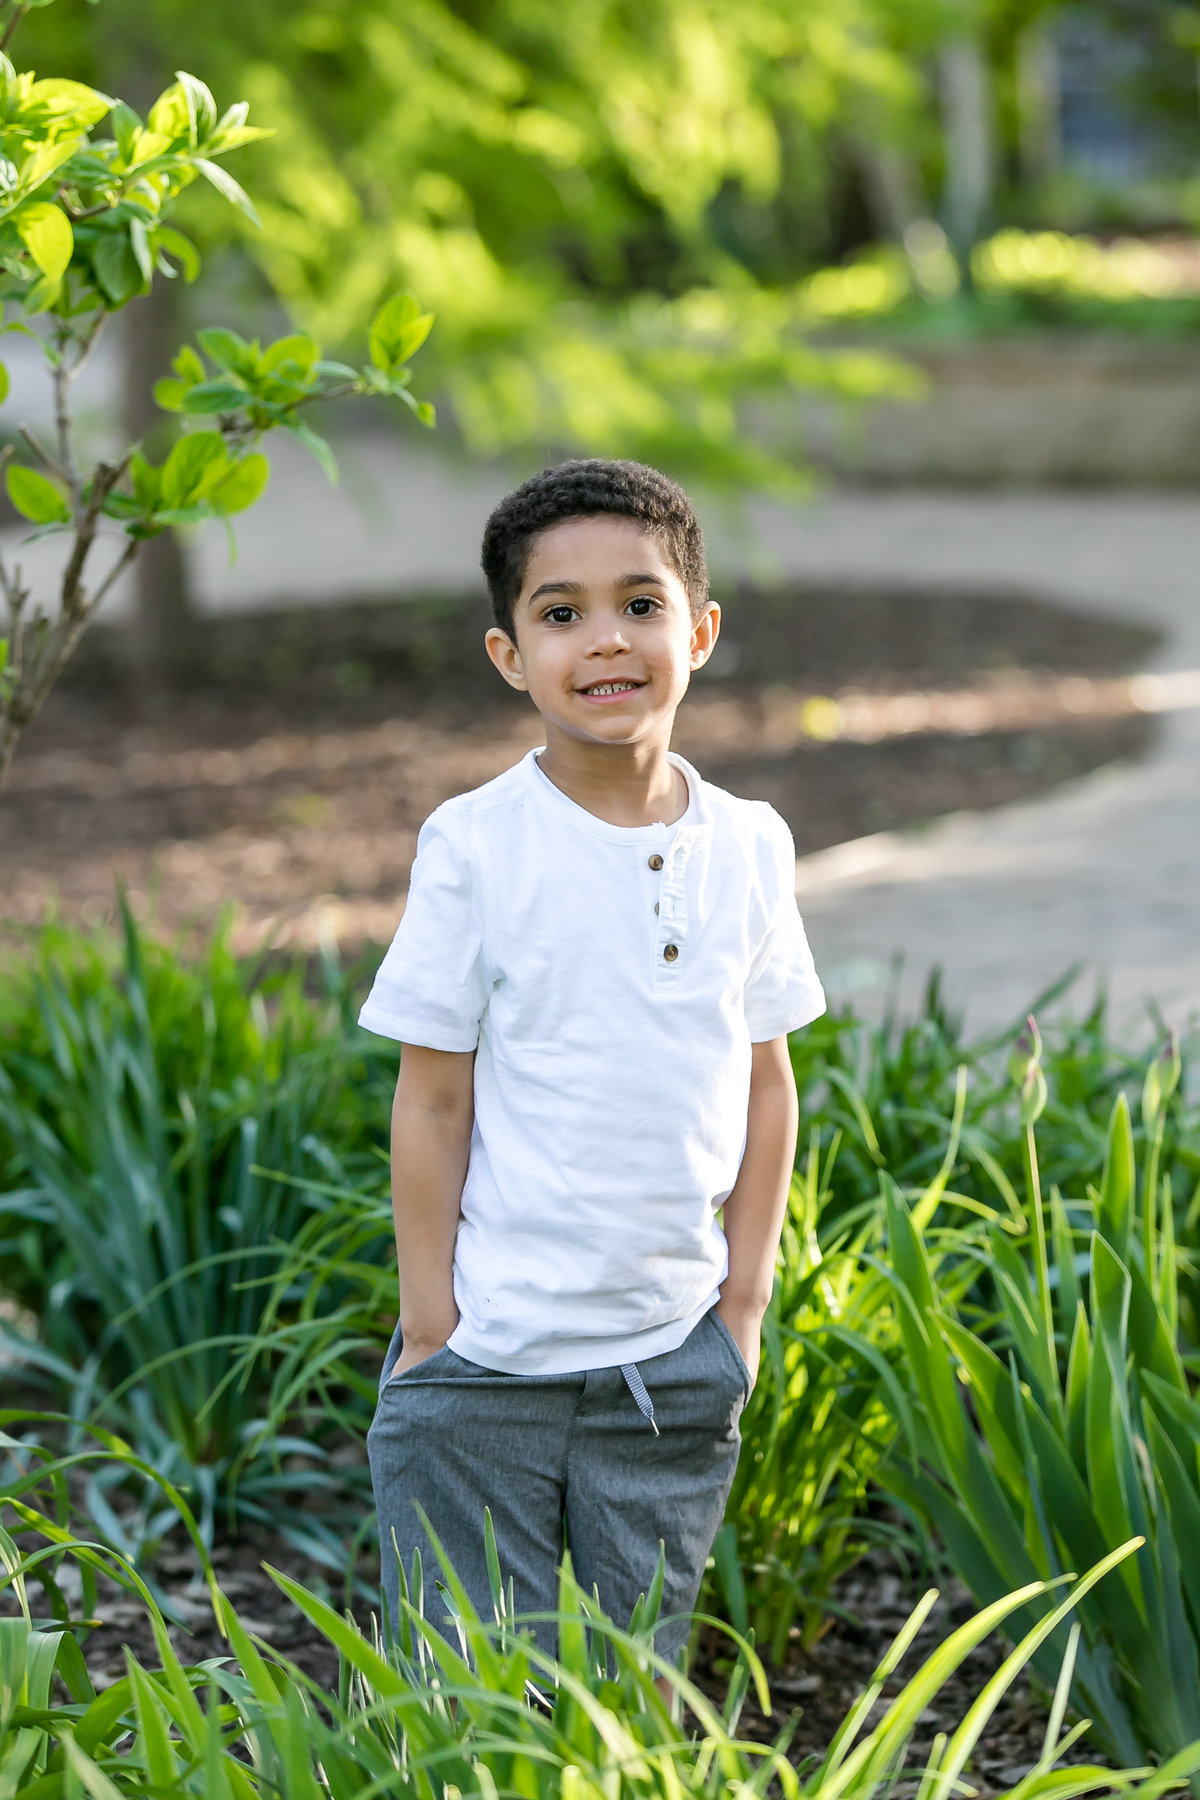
584;682;639;695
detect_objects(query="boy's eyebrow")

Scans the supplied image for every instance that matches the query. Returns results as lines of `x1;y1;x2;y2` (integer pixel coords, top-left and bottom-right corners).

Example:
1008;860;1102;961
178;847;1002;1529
527;578;585;601
526;570;668;602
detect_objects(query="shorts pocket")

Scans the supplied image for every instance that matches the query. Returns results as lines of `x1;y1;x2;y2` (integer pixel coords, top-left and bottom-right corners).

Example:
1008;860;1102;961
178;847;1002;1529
382;1342;459;1390
709;1308;753;1394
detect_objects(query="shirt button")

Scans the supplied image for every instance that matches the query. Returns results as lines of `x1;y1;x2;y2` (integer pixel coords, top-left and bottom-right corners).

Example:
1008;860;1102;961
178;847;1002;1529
648;853;664;871
663;943;679;962
654;902;659;915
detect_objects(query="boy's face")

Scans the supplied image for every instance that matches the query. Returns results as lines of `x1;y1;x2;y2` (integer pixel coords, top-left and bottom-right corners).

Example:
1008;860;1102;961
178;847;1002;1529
484;516;719;750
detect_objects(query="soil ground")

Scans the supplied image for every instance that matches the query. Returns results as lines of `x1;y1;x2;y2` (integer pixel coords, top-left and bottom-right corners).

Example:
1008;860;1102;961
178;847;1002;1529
2;582;1157;951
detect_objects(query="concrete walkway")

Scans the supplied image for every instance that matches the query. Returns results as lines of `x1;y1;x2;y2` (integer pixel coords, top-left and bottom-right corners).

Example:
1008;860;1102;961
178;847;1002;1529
7;429;1198;1035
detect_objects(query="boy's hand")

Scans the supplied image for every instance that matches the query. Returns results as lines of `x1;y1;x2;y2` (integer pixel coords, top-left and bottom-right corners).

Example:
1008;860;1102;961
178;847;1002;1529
716;1035;797;1397
715;1297;763;1390
388;1326;457;1382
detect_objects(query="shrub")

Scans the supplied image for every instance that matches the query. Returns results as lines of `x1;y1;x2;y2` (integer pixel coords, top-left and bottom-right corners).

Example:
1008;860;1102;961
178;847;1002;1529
874;1018;1200;1776
0;902;396;1556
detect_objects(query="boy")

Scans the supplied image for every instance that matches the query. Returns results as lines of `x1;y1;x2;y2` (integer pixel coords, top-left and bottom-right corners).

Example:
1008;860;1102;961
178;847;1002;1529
361;458;825;1660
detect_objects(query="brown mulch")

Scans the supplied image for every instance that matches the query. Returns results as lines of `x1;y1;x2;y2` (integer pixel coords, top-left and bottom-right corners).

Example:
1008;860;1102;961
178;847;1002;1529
0;581;1158;951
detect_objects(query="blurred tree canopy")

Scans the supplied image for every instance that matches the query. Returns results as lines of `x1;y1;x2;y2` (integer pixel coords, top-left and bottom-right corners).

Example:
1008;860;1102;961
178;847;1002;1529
24;0;928;484
20;0;1196;486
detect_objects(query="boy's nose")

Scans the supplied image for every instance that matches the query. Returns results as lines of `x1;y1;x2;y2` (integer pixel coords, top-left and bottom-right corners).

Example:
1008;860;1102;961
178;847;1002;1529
585;624;632;655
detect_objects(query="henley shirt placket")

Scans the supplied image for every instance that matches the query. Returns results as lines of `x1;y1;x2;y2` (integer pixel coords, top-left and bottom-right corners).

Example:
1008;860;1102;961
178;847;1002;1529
652;825;709;987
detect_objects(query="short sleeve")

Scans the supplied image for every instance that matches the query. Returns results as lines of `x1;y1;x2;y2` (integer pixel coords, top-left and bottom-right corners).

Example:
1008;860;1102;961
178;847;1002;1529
358;808;489;1050
743;809;826;1042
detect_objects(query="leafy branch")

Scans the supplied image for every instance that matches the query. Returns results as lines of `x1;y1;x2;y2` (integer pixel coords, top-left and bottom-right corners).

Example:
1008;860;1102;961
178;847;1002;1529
0;17;434;778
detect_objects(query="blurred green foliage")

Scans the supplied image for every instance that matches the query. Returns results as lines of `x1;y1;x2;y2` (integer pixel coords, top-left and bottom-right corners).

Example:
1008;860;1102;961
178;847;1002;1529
11;0;1200;482
14;0;930;482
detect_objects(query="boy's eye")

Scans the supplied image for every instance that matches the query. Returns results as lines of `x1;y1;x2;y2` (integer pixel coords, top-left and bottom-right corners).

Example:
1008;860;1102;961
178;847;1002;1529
545;605;578;624
626;596;658;616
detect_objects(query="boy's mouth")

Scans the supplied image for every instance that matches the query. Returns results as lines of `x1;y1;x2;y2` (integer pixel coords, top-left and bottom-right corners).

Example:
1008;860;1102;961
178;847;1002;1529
577;679;645;699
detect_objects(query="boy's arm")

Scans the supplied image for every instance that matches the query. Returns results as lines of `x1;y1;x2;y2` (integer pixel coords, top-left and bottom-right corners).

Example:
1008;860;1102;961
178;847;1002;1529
386;1043;475;1379
716;1034;799;1388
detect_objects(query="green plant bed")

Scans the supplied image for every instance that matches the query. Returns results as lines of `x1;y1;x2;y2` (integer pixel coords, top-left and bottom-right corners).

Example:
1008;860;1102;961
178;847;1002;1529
1;909;1197;1695
4;1444;1197;1800
861;1024;1200;1782
0;901;398;1559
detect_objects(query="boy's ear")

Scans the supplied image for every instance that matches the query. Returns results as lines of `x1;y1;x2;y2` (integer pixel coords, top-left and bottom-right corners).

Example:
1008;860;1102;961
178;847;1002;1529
689;601;721;671
485;625;529;691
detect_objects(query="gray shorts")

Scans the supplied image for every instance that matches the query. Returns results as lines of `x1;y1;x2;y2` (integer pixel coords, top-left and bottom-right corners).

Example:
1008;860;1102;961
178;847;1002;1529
366;1305;749;1661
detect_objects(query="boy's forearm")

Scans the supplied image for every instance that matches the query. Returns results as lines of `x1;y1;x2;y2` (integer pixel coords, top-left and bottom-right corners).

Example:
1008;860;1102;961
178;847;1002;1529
719;1037;799;1326
390;1051;474;1351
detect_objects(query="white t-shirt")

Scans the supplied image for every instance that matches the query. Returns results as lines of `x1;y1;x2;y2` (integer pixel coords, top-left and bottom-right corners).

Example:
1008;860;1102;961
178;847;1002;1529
358;749;825;1374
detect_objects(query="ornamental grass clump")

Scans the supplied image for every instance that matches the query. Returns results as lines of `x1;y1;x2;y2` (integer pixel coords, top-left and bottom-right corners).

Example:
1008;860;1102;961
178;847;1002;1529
4;1432;1198;1800
710;1093;995;1661
874;1013;1200;1777
0;903;396;1557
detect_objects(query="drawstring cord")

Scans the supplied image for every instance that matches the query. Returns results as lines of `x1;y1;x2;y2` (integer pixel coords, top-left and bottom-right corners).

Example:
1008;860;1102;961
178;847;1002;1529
620;1362;659;1435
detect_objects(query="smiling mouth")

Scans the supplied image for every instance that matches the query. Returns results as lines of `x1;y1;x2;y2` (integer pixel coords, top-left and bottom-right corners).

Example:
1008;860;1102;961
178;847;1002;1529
578;680;645;696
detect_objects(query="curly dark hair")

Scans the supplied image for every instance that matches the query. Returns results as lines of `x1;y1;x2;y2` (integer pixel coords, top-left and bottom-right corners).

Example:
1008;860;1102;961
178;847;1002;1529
480;458;708;639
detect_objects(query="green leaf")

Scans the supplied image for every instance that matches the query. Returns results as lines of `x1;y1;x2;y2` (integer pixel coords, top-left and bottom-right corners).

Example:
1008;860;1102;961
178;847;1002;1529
153;377;186;413
208;452;268;515
109;99;141;164
194;158;261;227
181;380;250;415
1098;1093;1134;1263
147;82;192;143
172;343;206;385
393;384;437;428
92;233;139;305
0;360;7;406
19;134;85;195
160;430;228;508
151;504;210;527
6;463;70;524
368;290;434;370
13;202;73;280
24;77;111;131
196;326;258;376
128;452;161;509
174;71;218;145
21;272;61;312
128;1659;180;1786
283;417;338;484
128;216;153;287
154;225;201;282
261;333;319;377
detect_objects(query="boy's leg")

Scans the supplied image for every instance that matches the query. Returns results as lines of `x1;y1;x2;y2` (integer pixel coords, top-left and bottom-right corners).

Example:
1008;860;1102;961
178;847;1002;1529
563;1307;748;1664
367;1337;581;1649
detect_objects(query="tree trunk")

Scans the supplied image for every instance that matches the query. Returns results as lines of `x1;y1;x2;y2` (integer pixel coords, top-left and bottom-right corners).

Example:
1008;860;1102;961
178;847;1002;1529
856;141;925;243
939;33;995;278
121;275;197;692
1016;20;1062;187
98;6;199;693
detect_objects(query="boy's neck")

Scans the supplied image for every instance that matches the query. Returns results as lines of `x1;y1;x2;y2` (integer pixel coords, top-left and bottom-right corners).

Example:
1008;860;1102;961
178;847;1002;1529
536;730;687;828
